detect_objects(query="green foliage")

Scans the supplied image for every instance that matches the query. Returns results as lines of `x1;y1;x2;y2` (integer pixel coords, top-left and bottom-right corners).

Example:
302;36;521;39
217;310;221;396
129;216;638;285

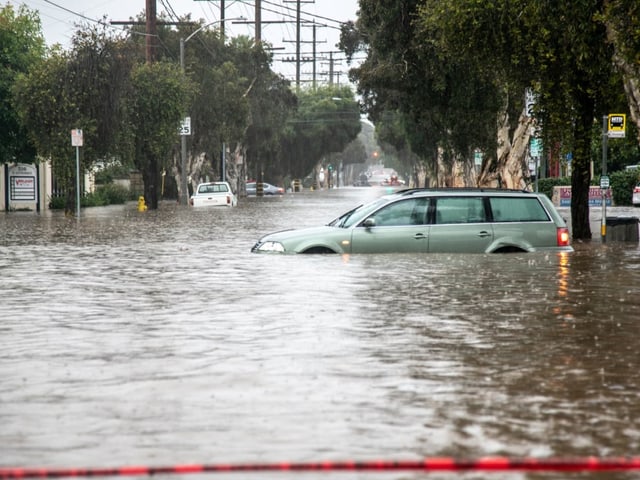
280;86;361;178
608;169;639;206
537;177;572;201
94;163;132;184
13;50;79;211
130;61;194;208
0;4;45;164
49;183;130;209
352;0;628;239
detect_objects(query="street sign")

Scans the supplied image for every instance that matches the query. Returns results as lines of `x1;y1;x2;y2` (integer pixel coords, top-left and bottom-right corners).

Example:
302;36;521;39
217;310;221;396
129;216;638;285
525;88;536;117
608;113;626;138
600;175;610;190
530;138;542;157
179;117;191;136
71;129;83;147
474;151;482;166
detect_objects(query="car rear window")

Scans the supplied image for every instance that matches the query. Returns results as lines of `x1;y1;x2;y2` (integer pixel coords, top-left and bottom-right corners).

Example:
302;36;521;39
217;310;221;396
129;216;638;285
490;197;549;222
199;184;229;194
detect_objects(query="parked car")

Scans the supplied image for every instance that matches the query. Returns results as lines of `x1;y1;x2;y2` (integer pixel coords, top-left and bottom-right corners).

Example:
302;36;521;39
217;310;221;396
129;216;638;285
633;182;640;206
246;182;285;196
251;188;573;254
190;182;237;207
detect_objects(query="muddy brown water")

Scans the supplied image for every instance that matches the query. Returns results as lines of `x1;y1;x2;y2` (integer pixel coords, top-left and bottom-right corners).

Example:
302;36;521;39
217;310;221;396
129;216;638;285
2;187;640;480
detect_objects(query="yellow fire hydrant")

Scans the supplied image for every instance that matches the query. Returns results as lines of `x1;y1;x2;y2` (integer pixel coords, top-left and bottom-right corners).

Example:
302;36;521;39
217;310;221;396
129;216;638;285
137;196;147;212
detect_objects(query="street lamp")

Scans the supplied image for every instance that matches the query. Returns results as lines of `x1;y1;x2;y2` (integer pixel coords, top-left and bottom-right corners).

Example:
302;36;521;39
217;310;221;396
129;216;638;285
178;17;245;205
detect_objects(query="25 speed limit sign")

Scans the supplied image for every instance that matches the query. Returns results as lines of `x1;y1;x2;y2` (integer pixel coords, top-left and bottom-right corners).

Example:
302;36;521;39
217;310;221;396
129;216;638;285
179;117;191;136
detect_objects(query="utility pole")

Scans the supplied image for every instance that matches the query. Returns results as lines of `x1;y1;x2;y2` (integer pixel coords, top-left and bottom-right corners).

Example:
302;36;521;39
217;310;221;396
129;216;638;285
146;0;156;61
111;0;190;63
283;0;314;88
282;23;325;88
255;0;261;43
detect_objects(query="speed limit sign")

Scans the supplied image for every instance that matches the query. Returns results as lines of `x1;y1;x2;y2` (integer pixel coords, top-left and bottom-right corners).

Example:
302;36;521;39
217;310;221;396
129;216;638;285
179;117;191;136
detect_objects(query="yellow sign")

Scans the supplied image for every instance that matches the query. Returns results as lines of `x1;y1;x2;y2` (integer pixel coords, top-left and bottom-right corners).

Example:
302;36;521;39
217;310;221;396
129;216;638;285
608;113;626;138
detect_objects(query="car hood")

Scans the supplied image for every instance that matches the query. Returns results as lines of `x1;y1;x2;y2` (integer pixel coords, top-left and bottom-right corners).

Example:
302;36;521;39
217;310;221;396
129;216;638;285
261;225;336;242
257;225;347;252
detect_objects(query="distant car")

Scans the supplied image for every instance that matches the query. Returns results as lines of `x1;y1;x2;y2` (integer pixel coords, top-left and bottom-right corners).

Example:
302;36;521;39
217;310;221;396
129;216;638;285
190;182;237;207
246;182;285;196
633;183;640;206
252;188;573;254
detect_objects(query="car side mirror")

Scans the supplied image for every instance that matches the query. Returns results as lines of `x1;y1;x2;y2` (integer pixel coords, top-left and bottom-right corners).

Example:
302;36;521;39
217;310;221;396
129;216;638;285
363;217;376;228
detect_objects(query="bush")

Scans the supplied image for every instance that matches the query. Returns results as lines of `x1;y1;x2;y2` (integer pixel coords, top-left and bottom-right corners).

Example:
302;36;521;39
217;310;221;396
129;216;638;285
48;184;130;210
606;169;639;206
89;183;130;205
537;177;571;200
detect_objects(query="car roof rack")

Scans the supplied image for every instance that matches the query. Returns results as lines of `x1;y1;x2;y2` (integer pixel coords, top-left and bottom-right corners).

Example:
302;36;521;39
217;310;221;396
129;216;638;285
397;187;532;196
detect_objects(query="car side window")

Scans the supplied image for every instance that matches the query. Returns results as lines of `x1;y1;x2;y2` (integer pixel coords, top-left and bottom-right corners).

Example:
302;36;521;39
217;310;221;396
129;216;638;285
435;197;486;224
371;198;429;226
490;197;549;222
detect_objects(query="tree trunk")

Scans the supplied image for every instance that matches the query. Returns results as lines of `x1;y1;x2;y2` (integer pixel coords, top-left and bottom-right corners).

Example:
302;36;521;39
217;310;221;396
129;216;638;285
478;106;534;189
143;157;159;210
570;96;594;240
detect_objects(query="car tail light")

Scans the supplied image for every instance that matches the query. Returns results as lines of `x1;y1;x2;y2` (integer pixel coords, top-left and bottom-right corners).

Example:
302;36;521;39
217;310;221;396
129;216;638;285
227;195;231;205
634;186;640;193
557;227;570;247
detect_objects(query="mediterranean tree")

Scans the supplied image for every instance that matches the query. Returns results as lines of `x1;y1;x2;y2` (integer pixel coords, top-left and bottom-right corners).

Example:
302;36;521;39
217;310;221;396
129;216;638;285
418;0;623;239
130;61;194;209
0;4;45;165
280;86;361;179
13;50;80;212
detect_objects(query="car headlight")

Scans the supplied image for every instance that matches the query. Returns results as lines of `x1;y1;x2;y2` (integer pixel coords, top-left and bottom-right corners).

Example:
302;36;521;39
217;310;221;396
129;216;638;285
254;241;285;253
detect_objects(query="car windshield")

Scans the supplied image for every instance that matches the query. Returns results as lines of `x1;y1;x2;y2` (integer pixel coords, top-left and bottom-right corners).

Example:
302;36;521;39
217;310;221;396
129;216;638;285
328;196;393;228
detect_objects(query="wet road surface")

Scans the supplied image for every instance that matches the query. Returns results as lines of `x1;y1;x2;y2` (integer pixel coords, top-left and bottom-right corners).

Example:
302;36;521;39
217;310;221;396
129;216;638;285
2;187;640;480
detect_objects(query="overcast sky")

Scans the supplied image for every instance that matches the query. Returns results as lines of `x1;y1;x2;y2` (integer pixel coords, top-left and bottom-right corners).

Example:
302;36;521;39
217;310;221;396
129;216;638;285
8;0;361;85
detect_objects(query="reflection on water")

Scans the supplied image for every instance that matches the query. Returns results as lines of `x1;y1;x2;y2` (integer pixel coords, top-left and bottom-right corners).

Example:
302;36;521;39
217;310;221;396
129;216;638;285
2;189;640;480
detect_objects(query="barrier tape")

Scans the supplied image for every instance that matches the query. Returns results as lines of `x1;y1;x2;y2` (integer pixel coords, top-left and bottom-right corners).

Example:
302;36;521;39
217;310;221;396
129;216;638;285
3;458;640;478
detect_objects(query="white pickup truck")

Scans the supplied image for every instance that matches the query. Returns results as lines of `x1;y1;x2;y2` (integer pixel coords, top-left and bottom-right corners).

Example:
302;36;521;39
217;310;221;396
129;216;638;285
189;182;237;207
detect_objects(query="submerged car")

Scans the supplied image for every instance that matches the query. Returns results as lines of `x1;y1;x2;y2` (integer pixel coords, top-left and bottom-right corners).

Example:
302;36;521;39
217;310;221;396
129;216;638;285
190;181;237;207
251;188;573;254
246;182;285;196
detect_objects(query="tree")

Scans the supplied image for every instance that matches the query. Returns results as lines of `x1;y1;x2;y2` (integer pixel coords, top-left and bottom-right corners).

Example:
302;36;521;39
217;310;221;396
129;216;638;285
0;4;45;165
604;0;640;142
13;25;139;213
280;86;361;179
420;0;625;239
347;0;502;188
130;61;194;209
13;50;80;212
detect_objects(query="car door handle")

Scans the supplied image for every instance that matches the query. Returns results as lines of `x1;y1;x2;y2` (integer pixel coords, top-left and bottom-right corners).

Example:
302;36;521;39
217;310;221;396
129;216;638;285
477;231;491;238
414;233;428;240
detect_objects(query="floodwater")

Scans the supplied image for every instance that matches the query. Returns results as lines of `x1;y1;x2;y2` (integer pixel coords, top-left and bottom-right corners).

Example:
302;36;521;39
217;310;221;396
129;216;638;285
2;187;640;480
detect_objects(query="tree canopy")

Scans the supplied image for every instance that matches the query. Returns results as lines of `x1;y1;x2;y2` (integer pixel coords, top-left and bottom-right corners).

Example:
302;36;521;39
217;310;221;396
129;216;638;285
344;0;639;239
0;4;45;165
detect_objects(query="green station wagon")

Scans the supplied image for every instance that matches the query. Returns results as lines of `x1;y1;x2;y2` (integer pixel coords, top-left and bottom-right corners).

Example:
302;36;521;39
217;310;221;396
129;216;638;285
251;188;573;254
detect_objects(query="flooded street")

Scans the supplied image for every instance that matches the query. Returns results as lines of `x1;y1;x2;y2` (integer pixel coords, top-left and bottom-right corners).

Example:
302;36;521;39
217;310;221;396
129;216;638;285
2;187;640;480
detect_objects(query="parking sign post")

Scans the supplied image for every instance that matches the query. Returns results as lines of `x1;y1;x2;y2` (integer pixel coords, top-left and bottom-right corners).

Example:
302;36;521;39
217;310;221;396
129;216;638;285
71;129;83;218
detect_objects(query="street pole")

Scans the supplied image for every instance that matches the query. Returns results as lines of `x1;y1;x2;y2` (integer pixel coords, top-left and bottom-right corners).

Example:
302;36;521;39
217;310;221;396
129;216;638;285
179;17;244;204
179;38;189;205
601;115;608;243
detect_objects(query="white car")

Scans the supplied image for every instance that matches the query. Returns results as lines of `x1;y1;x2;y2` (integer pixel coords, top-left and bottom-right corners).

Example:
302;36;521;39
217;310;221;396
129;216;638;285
633;182;640;206
190;182;237;207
